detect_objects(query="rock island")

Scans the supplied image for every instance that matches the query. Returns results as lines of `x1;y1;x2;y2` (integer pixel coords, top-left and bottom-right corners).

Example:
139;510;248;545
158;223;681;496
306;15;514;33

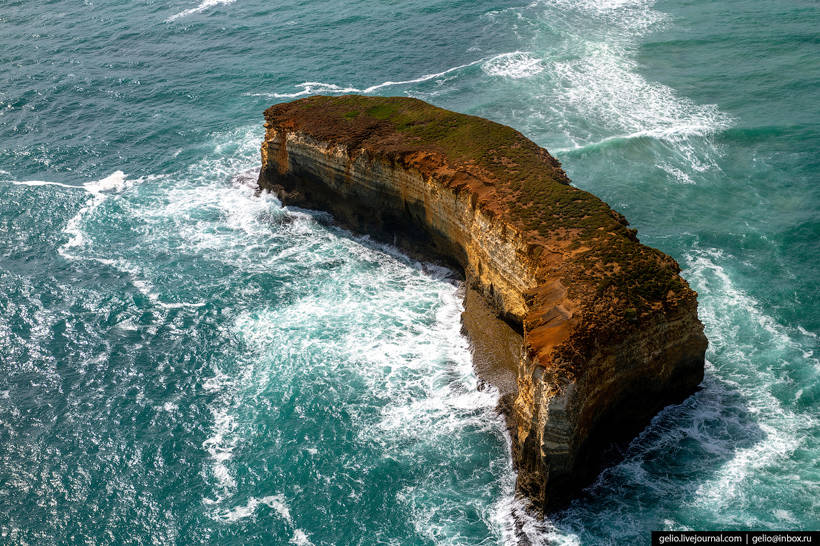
258;95;707;510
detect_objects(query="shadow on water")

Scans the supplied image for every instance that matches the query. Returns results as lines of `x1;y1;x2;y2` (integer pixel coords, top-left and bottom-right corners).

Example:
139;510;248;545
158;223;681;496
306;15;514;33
514;370;768;542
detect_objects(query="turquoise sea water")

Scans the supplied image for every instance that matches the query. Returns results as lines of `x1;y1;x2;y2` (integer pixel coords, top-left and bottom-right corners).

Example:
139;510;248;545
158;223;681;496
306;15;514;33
1;0;818;543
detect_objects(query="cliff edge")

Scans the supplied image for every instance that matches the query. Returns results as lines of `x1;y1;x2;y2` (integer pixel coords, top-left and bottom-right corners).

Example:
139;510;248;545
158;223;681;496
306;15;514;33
258;95;707;510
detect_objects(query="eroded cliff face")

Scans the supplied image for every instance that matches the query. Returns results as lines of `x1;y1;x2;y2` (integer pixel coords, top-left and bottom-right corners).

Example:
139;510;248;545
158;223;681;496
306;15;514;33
258;95;707;510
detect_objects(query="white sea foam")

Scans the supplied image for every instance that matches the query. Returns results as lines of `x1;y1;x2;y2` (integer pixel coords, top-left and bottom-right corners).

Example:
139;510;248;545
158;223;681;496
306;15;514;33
548;43;731;147
289;529;314;546
4;179;84;190
218;494;292;522
229;214;516;542
366;285;500;440
83;170;128;193
203;406;239;492
683;249;817;521
167;0;235;22
540;0;658;17
253;53;527;99
56;155;266;310
797;326;817;339
217;495;314;543
656;163;695;184
201;368;247;508
551;119;729;154
481;51;544;79
772;509;797;525
41;133;294;517
479;0;733;188
59;171;129;259
5;171;127;193
686;248;819;364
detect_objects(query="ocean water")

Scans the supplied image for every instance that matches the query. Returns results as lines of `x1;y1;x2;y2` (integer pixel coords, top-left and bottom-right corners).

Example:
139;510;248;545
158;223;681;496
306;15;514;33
0;0;817;543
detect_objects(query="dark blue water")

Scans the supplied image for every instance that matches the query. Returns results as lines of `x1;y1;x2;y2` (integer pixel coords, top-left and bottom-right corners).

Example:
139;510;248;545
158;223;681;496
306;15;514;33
1;0;817;543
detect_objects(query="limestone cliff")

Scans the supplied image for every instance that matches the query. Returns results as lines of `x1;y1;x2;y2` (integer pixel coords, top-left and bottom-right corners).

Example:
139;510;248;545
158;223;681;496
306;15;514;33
258;95;707;510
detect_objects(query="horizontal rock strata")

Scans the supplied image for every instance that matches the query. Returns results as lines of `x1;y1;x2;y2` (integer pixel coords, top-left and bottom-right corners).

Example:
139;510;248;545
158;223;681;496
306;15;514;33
258;95;707;510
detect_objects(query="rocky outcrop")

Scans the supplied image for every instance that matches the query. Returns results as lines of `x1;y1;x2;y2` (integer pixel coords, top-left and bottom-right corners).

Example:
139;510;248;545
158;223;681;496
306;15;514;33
258;95;707;510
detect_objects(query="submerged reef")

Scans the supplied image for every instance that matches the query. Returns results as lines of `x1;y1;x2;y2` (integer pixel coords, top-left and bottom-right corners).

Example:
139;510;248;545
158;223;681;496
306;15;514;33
258;95;707;510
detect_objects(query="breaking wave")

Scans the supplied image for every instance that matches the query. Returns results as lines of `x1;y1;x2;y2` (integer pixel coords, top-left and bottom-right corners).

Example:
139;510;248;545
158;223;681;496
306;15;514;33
167;0;236;22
